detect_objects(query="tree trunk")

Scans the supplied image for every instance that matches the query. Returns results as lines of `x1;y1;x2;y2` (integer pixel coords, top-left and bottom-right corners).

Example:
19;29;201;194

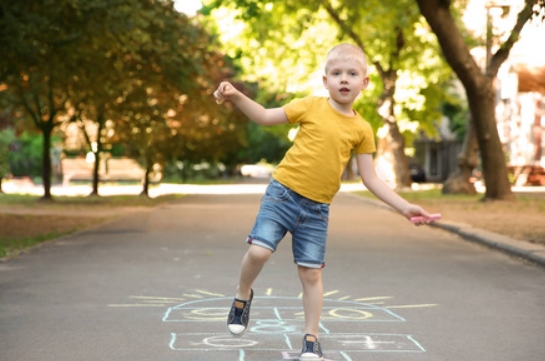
41;126;53;200
469;82;514;201
90;112;105;196
344;154;356;181
442;116;478;195
416;0;517;201
385;121;411;189
19;78;59;202
376;72;412;190
140;166;150;197
90;150;100;196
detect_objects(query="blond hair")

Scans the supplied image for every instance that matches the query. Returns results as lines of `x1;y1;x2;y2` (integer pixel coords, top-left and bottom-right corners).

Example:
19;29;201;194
324;43;367;74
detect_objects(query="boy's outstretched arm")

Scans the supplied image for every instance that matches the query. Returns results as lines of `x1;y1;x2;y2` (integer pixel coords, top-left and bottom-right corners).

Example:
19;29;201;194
214;81;288;126
356;153;433;225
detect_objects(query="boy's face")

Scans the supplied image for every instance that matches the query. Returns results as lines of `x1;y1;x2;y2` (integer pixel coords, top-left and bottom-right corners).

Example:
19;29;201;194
322;56;369;107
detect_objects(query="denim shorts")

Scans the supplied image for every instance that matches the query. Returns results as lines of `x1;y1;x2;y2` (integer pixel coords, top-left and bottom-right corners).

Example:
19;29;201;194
246;179;330;269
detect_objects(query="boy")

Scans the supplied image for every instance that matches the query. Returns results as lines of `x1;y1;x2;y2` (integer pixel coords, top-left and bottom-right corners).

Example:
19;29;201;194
214;43;433;360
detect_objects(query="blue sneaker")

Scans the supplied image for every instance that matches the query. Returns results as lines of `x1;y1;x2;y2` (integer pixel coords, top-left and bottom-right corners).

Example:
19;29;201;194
300;334;323;360
227;289;254;336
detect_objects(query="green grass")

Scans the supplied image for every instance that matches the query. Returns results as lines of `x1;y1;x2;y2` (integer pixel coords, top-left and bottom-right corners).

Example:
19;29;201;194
354;187;479;202
160;177;245;185
0;212;107;259
0;193;42;205
0;192;184;207
0;232;73;258
354;187;545;203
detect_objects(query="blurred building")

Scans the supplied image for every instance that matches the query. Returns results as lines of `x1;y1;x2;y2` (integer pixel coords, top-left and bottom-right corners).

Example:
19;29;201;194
418;1;545;184
489;1;545;184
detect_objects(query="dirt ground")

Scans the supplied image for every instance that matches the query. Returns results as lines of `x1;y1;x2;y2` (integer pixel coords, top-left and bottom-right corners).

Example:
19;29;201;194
0;203;151;237
408;193;545;245
0;213;106;238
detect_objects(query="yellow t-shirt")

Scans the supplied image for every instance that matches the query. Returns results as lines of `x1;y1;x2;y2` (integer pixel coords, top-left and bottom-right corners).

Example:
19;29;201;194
273;96;376;204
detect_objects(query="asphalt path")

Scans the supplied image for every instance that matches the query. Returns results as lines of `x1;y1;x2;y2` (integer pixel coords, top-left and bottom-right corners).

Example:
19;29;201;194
1;192;544;361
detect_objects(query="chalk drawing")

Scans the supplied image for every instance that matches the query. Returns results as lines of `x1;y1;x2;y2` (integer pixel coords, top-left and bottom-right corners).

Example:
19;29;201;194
282;350;337;361
202;335;259;348
162;296;405;323
110;289;435;360
160;290;433;359
169;332;425;353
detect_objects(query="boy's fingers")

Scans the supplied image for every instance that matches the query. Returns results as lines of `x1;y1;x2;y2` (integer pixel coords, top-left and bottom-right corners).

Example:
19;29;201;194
410;213;441;224
214;84;224;96
214;83;233;105
213;88;224;104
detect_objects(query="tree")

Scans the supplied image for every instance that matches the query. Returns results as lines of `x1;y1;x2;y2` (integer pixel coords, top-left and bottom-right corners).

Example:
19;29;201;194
64;0;197;196
0;0;99;200
109;3;243;195
1;0;241;197
204;0;453;188
64;0;146;196
0;128;15;192
416;0;544;200
321;0;452;188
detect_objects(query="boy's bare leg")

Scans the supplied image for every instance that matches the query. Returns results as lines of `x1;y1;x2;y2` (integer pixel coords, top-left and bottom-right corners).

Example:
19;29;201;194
298;266;323;336
236;244;272;300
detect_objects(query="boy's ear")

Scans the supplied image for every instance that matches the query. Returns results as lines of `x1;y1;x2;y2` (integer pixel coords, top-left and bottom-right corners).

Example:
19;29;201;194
322;74;329;89
361;76;370;90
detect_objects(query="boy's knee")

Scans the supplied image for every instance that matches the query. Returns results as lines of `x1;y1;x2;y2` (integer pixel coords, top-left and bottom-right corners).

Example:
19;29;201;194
247;245;272;263
298;266;322;284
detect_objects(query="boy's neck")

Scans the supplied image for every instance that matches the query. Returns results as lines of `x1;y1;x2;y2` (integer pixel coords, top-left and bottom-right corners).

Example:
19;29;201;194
328;98;356;116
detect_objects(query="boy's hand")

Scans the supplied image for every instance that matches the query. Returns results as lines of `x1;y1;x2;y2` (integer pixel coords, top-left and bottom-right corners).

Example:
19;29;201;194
213;81;236;104
402;204;437;226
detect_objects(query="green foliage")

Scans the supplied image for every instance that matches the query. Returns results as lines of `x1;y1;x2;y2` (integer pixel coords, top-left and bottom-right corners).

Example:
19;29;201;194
203;0;454;143
0;128;15;177
0;0;120;196
102;1;248;186
238;86;297;164
353;72;385;133
203;0;339;93
8;132;43;178
1;0;246;186
335;0;453;133
242;122;291;164
441;98;469;141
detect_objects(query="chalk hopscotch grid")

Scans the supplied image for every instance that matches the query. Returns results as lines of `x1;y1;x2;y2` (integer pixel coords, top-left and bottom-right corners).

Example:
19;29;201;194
163;294;428;355
168;332;426;353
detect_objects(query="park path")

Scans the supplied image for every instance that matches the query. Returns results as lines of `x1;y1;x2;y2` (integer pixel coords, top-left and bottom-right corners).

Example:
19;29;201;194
1;192;544;361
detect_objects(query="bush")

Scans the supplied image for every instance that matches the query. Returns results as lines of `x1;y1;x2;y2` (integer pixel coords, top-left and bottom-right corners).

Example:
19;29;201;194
8;132;43;177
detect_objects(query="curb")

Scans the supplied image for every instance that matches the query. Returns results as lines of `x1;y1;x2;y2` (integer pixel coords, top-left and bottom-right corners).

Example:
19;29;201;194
345;193;545;268
430;221;545;267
